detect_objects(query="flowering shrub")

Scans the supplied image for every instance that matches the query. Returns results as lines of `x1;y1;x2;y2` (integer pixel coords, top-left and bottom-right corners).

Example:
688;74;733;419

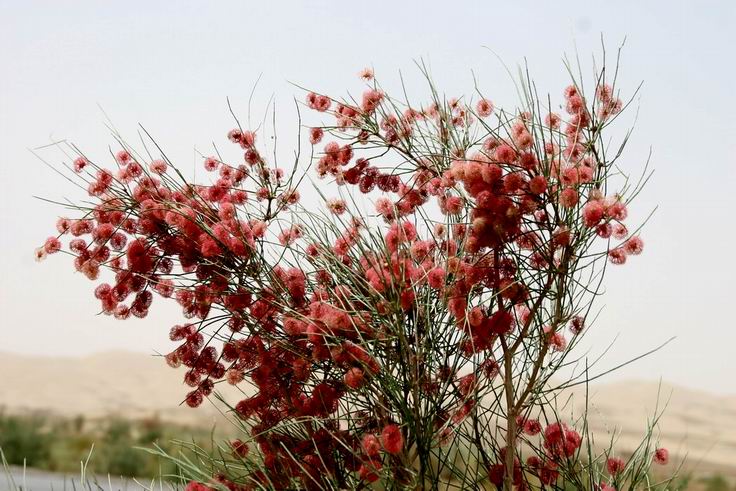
39;55;673;490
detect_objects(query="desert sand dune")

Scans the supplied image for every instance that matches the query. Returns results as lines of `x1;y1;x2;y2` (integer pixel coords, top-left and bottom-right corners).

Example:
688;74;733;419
0;351;734;477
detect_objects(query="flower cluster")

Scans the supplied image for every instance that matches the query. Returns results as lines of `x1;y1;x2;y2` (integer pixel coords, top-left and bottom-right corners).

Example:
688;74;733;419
40;60;669;490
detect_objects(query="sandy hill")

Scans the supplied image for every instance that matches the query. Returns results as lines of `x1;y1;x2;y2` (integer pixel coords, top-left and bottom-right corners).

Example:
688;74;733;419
0;350;239;427
0;351;734;477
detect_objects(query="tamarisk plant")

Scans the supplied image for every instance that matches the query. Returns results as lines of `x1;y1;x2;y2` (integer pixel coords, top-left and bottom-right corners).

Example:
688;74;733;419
38;52;673;490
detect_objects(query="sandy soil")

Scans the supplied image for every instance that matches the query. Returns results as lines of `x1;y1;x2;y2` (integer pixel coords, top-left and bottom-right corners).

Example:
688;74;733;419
1;351;734;478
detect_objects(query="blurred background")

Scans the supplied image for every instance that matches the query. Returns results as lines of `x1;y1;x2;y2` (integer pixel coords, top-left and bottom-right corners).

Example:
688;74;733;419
0;0;734;487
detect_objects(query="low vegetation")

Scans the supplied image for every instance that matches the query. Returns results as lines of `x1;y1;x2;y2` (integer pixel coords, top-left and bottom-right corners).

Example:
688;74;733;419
0;410;214;478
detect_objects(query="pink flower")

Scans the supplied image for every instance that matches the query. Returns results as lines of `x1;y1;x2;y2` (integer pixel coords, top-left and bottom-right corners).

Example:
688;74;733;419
612;223;628;240
381;424;404;455
545;112;561;129
73;157;88;173
227;128;243;143
606;199;628;221
241;130;256;148
204;157;219;172
582;200;605;227
623;236;644;256
476;99;494;117
185;482;214;491
56;218;71;234
428;267;446;289
569;316;585;335
444;196;463;215
547;330;567;351
362;434;381;457
523;418;542;436
375;197;394;219
361;89;384;113
543;422;582;458
185;390;203;408
327;198;347;215
34;247;47;262
596;84;613;103
149;159;167;174
115;150;131;164
606;457;625;475
560;187;579;208
596;223;613;238
653;447;669;465
608;248;627;265
494;144;516;163
309;127;324;145
344;367;365;389
359;67;374;81
529;175;547;195
307;92;331;112
358;461;381;483
43;237;61;254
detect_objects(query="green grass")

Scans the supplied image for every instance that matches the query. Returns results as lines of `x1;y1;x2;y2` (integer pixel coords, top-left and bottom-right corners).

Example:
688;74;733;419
0;410;216;479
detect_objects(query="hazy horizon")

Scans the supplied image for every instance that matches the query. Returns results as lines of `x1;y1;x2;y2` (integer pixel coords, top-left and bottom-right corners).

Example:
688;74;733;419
1;1;734;394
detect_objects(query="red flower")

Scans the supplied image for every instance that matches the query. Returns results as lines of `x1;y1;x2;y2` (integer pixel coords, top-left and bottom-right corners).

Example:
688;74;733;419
381;424;404;455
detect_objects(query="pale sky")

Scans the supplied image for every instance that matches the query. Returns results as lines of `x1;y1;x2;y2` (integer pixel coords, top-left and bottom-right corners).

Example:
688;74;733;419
1;1;734;394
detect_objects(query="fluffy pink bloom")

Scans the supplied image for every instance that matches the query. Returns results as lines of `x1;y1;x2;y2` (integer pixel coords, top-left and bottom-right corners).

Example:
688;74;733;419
241;130;256;148
523;418;542;436
361;89;384;113
606;200;628;221
583;200;605;228
476;98;494;117
185;482;214;491
185;390;203;408
596;223;613;238
569;316;585;335
227;128;243;143
543;422;582;458
307;92;331;112
362;434;381;457
204;157;219;172
545;112;561;129
529;175;548;195
327;198;347;215
409;240;431;261
150;159;167;174
596;84;613;103
494;144;516;163
608;248;627;265
358;67;374;81
381;424;404;455
344;367;365;389
653;447;669;465
309;127;324;145
73;157;88;173
43;237;61;254
115;150;131;164
427;267;446;289
444;196;463;215
560;187;579;208
34;247;47;262
548;330;567;351
612;223;628;240
606;457;625;475
623;236;644;255
375;197;394;218
358;462;381;483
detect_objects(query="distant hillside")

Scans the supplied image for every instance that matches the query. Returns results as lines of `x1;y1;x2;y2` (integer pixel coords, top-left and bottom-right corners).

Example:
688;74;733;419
0;350;239;426
1;351;734;478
